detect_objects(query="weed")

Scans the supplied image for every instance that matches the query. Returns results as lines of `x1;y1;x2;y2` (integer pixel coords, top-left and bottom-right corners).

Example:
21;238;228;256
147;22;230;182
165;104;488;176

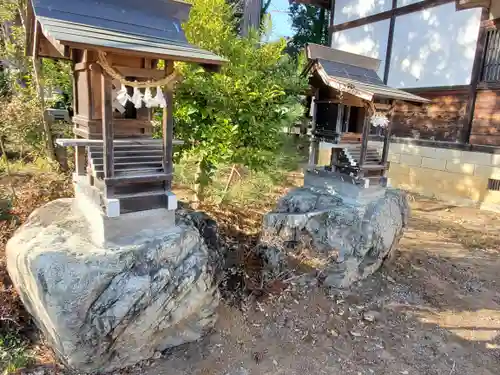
0;332;33;374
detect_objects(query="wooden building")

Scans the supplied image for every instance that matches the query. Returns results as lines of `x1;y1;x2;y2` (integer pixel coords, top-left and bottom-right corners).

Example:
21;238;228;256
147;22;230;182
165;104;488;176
294;0;500;211
293;0;499;145
303;44;428;185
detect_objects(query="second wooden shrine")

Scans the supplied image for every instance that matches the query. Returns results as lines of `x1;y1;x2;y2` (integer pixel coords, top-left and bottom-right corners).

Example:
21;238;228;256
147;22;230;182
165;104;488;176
303;44;429;187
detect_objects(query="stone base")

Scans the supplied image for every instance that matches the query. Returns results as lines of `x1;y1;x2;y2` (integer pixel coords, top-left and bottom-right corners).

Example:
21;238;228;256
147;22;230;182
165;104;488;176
73;175;177;247
304;169;387;205
6;199;220;373
260;177;409;288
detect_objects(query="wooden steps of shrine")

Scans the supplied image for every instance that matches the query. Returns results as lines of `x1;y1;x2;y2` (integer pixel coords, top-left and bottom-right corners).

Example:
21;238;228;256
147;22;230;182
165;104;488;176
92;161;164;171
359;164;387;171
341;145;382;167
91;150;163;158
104;173;171;187
56;139;180;214
91;156;163;164
113;189;167;200
93;167;164;179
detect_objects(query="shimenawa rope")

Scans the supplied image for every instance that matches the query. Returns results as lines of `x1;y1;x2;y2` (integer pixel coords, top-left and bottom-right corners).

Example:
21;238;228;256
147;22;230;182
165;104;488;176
97;51;180;89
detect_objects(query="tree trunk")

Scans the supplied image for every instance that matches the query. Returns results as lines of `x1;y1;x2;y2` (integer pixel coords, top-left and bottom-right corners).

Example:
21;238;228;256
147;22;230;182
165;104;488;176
242;0;261;36
317;7;326;45
32;57;56;162
0;135;17;201
193;157;214;205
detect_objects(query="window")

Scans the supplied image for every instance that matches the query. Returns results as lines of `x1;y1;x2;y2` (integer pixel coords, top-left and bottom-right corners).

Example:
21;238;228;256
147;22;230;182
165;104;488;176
481;28;500;82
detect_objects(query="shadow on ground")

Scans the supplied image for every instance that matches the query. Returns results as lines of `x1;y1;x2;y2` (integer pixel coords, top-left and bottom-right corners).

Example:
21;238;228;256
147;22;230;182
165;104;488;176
113;197;500;375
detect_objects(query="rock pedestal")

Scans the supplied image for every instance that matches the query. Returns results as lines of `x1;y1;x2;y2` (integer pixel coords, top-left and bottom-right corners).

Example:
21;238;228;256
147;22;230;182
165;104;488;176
6;199;220;373
260;172;410;288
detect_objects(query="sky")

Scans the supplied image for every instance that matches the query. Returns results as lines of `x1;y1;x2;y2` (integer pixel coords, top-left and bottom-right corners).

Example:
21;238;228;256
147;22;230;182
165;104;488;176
268;0;294;41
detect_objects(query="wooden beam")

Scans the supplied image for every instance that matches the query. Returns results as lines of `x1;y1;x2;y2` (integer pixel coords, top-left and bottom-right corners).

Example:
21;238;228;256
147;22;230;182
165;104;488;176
74;62;89;71
330;0;455;33
328;0;336;45
456;0;491;11
308;89;320;166
26;1;35;57
113;66;165;80
101;71;114;184
75;145;86;176
291;0;329;9
344;105;351;132
383;0;398;84
56;138;184;147
39;25;70;58
381;101;396;167
71;53;79;130
32;21;41;58
358;105;373;172
462;7;489;144
163;61;175;190
60;42;225;69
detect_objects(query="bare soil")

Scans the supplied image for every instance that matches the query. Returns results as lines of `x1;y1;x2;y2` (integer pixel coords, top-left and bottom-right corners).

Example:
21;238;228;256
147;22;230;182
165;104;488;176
3;174;500;374
128;197;500;375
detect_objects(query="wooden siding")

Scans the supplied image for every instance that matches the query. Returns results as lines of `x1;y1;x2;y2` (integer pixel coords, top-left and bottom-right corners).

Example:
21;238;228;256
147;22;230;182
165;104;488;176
391;88;468;142
470;89;500;145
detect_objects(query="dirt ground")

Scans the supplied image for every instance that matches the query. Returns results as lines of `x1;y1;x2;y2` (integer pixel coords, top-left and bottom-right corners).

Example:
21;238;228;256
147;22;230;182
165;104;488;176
121;197;500;375
3;175;500;374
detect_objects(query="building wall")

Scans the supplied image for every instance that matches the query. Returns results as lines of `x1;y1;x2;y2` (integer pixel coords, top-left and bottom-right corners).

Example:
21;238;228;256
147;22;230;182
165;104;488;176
331;2;482;88
317;141;500;212
471;88;500;145
334;0;392;23
392;87;469;141
388;4;481;88
331;19;390;77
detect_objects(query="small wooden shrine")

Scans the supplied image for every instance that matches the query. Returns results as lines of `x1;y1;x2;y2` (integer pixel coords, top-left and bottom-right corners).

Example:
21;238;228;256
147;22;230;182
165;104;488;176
303;43;429;187
26;0;225;218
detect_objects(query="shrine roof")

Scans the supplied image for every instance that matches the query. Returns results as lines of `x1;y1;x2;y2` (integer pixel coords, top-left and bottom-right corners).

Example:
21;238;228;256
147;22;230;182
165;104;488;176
304;43;430;104
28;0;226;67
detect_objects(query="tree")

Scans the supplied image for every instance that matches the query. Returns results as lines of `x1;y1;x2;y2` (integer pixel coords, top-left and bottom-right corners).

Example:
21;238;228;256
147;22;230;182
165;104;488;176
0;0;71;163
227;0;273;35
287;4;330;57
175;0;308;202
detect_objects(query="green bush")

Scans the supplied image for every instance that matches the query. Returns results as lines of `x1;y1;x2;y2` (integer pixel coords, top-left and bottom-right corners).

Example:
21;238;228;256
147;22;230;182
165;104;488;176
171;0;308;201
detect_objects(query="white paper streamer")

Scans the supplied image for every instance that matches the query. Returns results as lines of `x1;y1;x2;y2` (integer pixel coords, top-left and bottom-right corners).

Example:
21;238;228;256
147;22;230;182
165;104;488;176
131;87;144;109
111;80;126;113
154;86;167;108
370;113;390;128
143;87;157;108
116;84;131;107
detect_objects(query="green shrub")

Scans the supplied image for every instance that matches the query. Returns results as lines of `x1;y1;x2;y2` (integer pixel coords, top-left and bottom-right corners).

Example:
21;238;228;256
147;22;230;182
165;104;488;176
170;0;308;201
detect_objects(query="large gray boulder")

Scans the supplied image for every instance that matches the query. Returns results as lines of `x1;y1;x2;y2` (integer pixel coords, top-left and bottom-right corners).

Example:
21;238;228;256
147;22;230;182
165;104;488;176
260;181;409;288
6;199;220;373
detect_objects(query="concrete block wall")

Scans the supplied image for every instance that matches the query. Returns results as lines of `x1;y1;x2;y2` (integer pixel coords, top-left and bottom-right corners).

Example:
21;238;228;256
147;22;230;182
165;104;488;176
317;141;500;212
